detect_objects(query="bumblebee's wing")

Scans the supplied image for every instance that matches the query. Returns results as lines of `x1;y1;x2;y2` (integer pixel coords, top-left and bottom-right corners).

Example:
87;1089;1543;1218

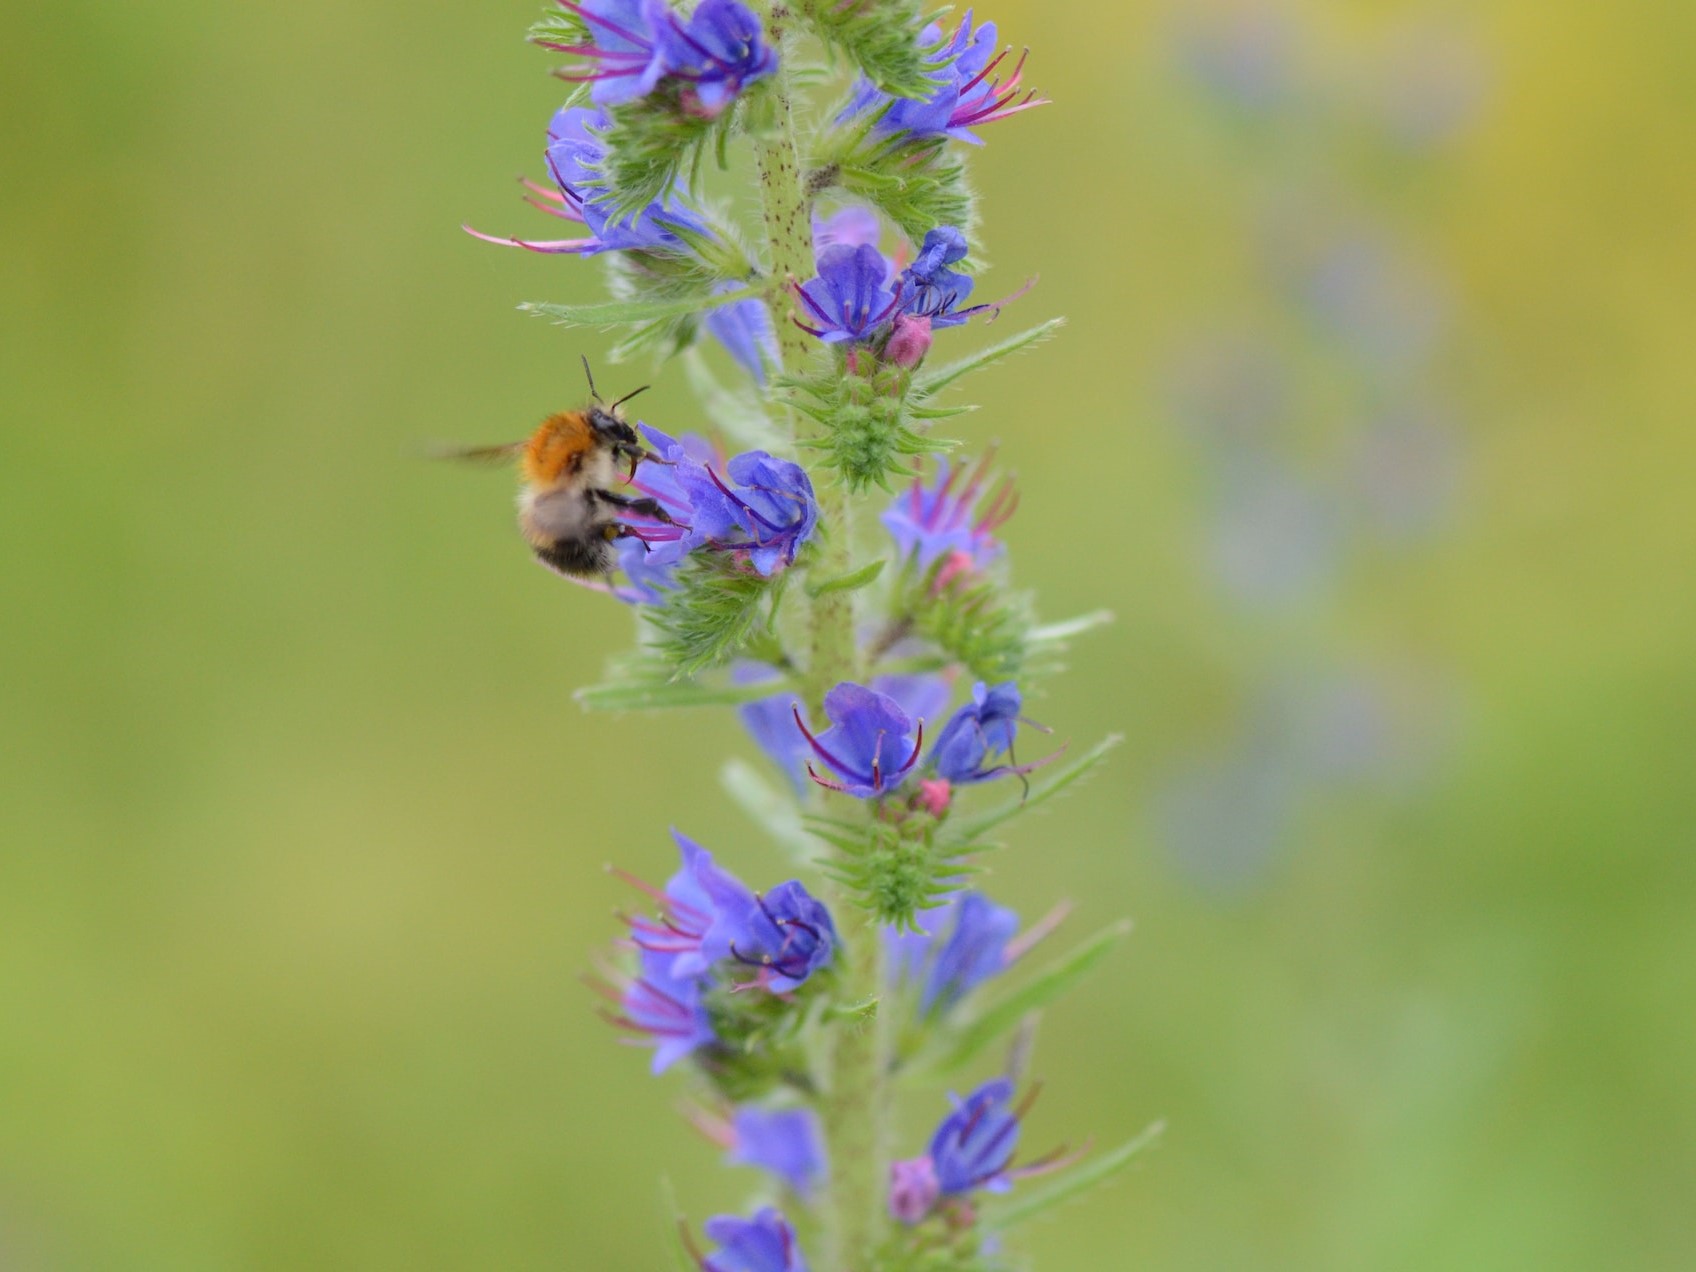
426;441;526;466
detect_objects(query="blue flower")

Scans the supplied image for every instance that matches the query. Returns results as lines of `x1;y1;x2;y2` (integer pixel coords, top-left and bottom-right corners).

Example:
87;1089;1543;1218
676;450;819;576
813;204;882;251
618;833;836;994
839;12;1045;145
705;283;779;383
882;454;1017;574
706;880;839;993
621;830;745;979
465;106;710;256
613;947;718;1074
539;0;775;116
895;226;974;326
928;681;1031;785
793;682;926;798
795;243;899;344
887;891;1020;1014
544;1;667;105
608;425;713;603
648;0;778;117
701;1208;809;1272
929;1078;1022;1195
728;1107;827;1197
740;672;949;794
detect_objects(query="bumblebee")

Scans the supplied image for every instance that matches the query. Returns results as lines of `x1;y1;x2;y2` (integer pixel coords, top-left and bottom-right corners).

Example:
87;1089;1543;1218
440;359;674;577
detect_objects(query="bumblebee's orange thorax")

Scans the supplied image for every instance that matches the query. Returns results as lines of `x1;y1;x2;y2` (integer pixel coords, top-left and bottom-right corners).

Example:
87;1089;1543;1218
521;411;596;488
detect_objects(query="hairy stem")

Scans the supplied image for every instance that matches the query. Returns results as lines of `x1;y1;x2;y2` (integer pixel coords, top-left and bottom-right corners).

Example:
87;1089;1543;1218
752;2;858;715
753;7;884;1270
819;904;891;1271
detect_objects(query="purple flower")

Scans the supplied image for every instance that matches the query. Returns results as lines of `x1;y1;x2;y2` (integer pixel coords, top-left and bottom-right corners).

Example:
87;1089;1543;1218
701;1208;809;1272
888;1155;940;1224
930;1079;1022;1195
795;243;899;344
618;833;837;994
882;454;1017;574
648;0;777;116
728;1107;827;1197
608;426;714;603
610;947;718;1074
707;881;839;993
813;205;882;251
839;12;1045;145
620;830;746;979
887;891;1020;1013
465;106;710;256
894;226;976;327
928;680;1039;786
540;0;775;115
543;0;667;105
705;283;779;383
741;673;949;794
793;683;926;798
676;450;819;576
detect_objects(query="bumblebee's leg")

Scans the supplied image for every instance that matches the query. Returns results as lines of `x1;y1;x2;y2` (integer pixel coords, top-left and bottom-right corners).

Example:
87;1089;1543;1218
616;442;670;479
593;488;676;524
609;523;653;554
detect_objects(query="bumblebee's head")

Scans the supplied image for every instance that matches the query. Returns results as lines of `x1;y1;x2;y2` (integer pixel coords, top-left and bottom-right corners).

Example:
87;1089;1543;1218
587;405;640;448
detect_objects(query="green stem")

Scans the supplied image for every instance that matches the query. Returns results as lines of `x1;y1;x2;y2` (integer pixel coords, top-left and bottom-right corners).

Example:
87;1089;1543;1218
819;905;891;1272
752;8;884;1270
751;3;858;714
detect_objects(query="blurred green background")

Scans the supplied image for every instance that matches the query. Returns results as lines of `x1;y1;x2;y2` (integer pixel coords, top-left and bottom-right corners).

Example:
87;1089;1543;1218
3;0;1694;1267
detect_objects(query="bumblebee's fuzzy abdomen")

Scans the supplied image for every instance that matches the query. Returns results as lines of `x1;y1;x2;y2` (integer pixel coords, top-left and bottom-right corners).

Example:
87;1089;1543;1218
534;535;616;577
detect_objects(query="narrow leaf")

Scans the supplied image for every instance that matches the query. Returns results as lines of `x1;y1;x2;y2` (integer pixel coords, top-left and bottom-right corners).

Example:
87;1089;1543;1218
521;283;765;329
574;677;788;712
1028;610;1116;645
949;735;1123;844
915;317;1066;398
916;921;1132;1076
984;1121;1166;1232
656;1176;694;1272
806;558;887;598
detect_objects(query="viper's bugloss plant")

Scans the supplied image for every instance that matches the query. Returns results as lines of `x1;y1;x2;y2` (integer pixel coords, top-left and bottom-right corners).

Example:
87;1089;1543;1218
464;3;1156;1266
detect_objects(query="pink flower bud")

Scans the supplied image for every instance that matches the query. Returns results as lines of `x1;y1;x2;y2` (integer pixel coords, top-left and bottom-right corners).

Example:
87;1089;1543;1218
917;778;953;817
930;548;977;595
884;313;934;368
888;1155;940;1225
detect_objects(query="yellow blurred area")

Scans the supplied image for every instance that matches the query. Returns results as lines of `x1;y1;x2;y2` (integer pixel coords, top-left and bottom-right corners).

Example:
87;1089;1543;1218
2;0;1693;1267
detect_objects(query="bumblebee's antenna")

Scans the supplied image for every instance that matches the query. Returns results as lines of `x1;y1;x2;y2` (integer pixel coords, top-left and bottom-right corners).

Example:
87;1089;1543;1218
610;384;651;411
581;354;601;403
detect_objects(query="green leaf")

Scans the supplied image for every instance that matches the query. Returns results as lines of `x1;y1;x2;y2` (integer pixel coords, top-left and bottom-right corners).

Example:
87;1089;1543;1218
797;0;938;99
806;558;887;599
1024;609;1116;680
983;1121;1166;1233
656;1176;694;1272
521;283;765;330
915;317;1066;398
574;655;794;713
949;735;1123;844
647;557;782;680
720;759;817;867
1028;610;1116;645
913;921;1132;1076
